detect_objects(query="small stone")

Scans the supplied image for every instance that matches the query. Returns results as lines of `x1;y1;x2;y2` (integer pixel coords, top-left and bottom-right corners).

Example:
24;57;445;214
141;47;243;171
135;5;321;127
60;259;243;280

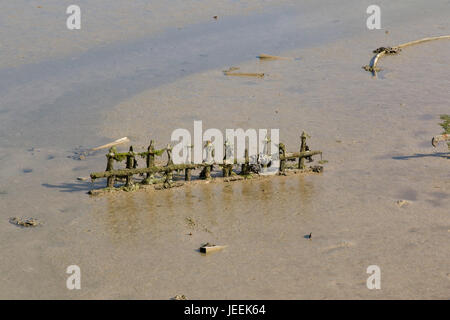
10;217;40;228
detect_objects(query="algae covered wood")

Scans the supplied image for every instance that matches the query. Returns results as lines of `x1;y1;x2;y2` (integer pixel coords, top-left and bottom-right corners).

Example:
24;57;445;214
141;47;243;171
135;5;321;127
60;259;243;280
299;132;307;169
432;134;449;147
257;53;290;60
223;71;264;78
106;147;116;188
125;146;136;187
279;143;286;173
142;140;155;184
90;151;322;179
89;133;324;193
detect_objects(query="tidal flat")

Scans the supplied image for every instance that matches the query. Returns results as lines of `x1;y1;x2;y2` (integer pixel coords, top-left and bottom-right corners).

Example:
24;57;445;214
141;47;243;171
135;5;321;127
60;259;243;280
0;0;449;299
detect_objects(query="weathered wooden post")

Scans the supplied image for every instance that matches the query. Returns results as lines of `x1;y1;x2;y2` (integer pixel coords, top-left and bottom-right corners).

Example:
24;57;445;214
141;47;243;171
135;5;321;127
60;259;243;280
106;147;116;188
200;164;211;179
223;164;232;177
142;140;155;184
222;141;228;177
200;141;214;180
185;168;192;181
241;148;250;175
223;140;233;177
125;146;135;187
222;163;231;178
185;145;193;181
279;143;286;173
299;131;307;169
165;144;173;185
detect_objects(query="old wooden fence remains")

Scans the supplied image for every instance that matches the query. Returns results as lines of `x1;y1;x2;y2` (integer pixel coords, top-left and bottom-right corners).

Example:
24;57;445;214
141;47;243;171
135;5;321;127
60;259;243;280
89;132;323;193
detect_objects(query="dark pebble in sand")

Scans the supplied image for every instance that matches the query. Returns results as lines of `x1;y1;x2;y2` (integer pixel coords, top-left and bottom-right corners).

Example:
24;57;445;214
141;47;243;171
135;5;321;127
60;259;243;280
23;169;33;173
47;155;55;160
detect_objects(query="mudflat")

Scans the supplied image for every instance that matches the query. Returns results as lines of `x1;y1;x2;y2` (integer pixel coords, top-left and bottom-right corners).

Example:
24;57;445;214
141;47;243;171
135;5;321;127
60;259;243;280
0;1;449;299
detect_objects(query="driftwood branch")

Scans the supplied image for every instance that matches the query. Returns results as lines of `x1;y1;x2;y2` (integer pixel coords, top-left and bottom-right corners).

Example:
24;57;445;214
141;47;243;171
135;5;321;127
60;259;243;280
91;137;129;151
257;54;291;60
432;134;449;147
363;35;450;76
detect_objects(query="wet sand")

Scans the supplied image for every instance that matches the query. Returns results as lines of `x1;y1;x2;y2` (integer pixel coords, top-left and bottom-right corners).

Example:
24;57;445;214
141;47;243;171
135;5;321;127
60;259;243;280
0;1;449;299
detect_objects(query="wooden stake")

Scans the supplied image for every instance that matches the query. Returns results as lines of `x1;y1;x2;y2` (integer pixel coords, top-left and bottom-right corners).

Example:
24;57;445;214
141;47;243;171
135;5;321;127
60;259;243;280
185;168;191;181
201;165;211;179
299;132;307;169
125;146;135;187
279;143;286;173
106;147;116;188
142;140;155;184
241;149;250;175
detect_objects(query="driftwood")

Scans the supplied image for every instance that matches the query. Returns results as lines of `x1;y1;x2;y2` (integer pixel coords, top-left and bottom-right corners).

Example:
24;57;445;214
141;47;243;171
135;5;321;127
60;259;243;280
257;54;290;60
363;35;450;76
91;137;130;151
431;134;449;147
199;243;227;254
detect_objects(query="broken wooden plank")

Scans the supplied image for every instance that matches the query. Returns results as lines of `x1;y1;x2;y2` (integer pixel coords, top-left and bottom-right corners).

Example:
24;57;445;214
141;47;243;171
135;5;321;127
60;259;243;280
223;71;264;78
199;243;227;254
257;53;290;60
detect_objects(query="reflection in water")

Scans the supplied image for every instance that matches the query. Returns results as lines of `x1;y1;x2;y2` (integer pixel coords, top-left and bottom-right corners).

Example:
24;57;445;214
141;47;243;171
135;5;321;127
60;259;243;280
200;184;216;225
296;176;315;212
93;175;317;241
105;194;139;241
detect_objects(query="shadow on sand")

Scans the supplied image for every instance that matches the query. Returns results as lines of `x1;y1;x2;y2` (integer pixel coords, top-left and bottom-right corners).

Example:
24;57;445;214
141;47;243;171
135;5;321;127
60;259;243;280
392;152;449;160
42;181;103;193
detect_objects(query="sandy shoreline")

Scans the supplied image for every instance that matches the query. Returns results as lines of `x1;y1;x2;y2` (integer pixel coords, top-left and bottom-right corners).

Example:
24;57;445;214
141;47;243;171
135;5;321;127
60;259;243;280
0;1;449;299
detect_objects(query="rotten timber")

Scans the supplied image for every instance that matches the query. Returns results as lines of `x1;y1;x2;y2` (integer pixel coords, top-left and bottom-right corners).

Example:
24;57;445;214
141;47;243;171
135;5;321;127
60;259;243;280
90;150;322;179
88;133;323;195
363;35;450;76
432;134;450;148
